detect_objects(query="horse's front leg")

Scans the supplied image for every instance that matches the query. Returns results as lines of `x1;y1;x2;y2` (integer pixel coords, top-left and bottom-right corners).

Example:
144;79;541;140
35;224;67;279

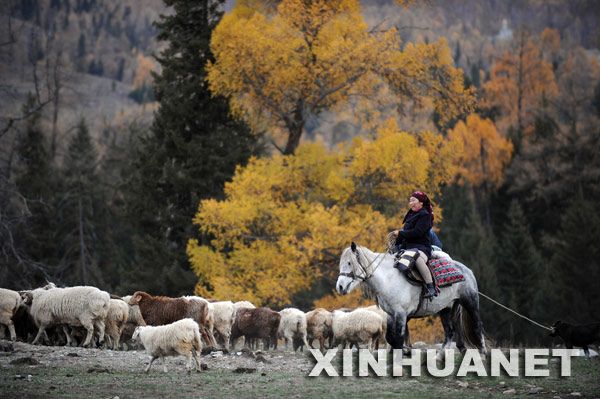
386;312;407;350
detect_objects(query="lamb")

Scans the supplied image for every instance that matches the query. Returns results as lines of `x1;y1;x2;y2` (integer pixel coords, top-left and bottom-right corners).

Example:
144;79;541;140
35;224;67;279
128;291;212;347
0;288;22;341
21;284;110;347
210;301;236;349
331;308;384;351
132;318;202;373
306;308;333;350
278;308;309;352
231;307;280;350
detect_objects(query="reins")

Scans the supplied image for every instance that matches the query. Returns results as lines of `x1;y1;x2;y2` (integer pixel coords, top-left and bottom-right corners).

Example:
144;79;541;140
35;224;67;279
344;246;387;282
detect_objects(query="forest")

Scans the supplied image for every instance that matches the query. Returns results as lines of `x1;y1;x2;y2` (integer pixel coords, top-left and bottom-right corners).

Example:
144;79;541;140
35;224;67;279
1;0;599;345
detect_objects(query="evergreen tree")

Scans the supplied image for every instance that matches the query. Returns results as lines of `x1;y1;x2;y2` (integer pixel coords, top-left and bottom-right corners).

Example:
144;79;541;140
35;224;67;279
120;0;260;296
496;199;543;344
546;196;600;322
439;183;501;339
57;119;105;286
13;94;59;285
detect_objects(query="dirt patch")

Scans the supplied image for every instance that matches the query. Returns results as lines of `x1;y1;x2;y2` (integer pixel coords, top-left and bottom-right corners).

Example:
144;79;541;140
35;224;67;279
1;340;599;399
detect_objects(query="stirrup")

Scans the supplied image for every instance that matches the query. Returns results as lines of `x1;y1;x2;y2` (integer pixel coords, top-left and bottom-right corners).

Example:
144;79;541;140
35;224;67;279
423;283;437;299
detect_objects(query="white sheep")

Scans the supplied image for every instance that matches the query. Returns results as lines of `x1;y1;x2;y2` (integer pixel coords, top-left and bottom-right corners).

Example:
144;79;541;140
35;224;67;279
332;309;384;351
21;285;110;347
210;301;236;349
233;300;255;310
105;299;129;349
306;308;333;350
132;318;202;373
364;305;389;349
278;308;309;352
0;288;22;341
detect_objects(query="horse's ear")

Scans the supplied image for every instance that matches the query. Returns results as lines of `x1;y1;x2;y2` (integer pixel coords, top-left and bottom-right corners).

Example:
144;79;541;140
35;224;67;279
351;242;357;253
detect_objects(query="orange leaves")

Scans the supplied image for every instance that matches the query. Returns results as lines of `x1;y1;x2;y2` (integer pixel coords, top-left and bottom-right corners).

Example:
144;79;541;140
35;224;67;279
188;121;459;306
482;32;558;136
448;114;513;188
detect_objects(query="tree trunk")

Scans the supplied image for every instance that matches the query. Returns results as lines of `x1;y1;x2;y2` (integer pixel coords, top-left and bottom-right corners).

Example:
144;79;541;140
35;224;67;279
78;197;87;285
283;105;305;155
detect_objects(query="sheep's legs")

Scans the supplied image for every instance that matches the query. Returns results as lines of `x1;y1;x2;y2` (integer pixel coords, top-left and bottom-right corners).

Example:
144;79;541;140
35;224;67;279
62;326;72;346
32;325;48;345
93;318;106;346
162;356;168;373
0;322;16;342
193;350;201;372
145;356;157;373
81;319;95;347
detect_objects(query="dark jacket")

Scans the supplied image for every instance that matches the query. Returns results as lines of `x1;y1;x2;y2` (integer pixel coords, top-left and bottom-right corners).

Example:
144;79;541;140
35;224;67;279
395;208;433;258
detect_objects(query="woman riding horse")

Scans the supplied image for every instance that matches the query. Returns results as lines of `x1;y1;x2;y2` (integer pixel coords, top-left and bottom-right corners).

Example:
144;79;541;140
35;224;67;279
395;191;437;298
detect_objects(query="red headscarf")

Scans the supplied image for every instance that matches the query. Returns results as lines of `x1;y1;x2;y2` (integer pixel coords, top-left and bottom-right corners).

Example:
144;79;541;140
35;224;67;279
403;191;434;223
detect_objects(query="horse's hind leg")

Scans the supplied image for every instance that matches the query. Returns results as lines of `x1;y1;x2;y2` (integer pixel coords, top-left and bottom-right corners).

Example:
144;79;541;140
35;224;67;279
437;307;454;360
452;303;466;354
461;293;486;355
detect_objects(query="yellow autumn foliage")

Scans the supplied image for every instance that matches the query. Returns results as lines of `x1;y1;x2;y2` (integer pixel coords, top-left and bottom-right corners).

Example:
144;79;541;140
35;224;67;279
408;317;444;344
188;120;463;306
313;290;374;311
482;32;558;136
207;0;474;154
447;114;514;188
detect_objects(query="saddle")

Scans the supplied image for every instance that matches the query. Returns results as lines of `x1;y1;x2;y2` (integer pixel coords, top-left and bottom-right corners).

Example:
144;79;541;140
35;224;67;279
393;250;438;288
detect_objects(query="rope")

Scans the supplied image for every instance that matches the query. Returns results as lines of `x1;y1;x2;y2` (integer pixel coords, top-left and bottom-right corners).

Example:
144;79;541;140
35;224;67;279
478;291;553;332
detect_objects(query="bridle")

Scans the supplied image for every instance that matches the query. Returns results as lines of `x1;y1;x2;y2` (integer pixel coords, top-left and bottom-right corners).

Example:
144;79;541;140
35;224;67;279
339;245;386;288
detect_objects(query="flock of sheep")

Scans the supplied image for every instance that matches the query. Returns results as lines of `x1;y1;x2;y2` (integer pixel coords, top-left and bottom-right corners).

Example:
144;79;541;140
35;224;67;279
0;285;389;373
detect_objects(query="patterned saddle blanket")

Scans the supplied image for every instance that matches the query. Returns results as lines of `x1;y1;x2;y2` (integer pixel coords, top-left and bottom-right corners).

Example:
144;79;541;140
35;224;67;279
429;257;465;287
397;251;465;289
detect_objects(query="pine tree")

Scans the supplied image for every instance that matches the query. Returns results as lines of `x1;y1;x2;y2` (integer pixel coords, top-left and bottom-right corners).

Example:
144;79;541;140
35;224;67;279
120;0;260;296
439;183;501;339
13;94;59;285
497;199;543;344
57;118;105;286
547;196;600;322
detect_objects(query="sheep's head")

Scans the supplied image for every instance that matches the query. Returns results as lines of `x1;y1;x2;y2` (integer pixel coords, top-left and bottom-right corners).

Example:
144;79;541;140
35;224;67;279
132;326;142;342
129;292;145;305
19;291;34;306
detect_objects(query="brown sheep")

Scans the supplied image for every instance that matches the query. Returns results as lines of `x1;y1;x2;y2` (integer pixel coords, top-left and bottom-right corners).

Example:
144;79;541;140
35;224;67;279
231;307;280;350
128;291;212;346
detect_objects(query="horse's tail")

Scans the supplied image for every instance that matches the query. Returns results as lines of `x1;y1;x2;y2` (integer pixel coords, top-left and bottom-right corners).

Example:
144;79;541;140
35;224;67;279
452;303;483;350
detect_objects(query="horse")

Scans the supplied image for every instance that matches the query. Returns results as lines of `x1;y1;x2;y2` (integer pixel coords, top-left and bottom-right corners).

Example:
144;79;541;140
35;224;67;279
336;242;486;356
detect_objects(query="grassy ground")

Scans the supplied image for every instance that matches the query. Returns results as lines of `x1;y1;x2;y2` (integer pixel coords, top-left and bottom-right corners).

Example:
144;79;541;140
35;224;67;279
1;342;599;398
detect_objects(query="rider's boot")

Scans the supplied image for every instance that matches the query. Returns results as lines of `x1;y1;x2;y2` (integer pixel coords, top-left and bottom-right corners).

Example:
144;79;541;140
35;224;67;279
423;283;437;299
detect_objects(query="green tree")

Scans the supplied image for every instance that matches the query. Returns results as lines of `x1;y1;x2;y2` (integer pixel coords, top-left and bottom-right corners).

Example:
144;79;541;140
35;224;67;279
546;196;600;322
439;183;501;339
12;94;59;285
57;119;105;286
120;0;260;296
496;199;543;344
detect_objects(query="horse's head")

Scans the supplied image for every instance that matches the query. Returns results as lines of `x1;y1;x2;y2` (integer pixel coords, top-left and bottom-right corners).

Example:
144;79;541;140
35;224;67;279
336;242;368;295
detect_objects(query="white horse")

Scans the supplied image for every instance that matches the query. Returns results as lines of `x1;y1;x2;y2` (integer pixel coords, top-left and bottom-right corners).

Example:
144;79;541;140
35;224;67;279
336;242;486;355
